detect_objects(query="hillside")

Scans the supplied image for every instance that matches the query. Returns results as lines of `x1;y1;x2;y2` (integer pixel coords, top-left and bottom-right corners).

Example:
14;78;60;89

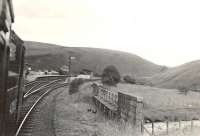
24;41;164;77
148;60;200;90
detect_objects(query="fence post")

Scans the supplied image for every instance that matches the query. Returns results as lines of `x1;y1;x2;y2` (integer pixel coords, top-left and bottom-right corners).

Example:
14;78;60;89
141;120;144;134
166;120;169;135
191;120;193;132
152;121;154;135
179;120;181;129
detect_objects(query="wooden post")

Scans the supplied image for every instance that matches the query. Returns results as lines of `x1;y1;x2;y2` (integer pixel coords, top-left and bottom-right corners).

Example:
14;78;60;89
152;121;154;135
103;105;106;114
191;120;193;131
112;93;114;103
108;92;110;102
166;120;169;135
179;120;181;129
141;120;144;134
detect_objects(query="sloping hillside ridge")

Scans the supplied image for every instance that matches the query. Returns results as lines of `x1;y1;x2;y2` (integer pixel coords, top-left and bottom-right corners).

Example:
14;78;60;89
149;60;200;90
24;41;165;77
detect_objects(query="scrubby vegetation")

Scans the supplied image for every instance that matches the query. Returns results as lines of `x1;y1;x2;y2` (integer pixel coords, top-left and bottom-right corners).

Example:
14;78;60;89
123;75;136;84
178;86;189;95
69;78;84;95
123;75;153;86
101;65;121;86
99;121;140;136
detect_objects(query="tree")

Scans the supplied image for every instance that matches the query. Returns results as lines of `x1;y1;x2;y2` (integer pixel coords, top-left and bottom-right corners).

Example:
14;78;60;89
101;65;121;86
69;78;84;95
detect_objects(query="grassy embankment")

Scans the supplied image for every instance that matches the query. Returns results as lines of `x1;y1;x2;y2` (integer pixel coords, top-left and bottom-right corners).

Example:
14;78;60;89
54;82;140;136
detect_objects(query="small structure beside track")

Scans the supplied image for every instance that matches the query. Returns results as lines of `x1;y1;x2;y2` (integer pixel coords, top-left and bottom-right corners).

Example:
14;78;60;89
92;83;144;126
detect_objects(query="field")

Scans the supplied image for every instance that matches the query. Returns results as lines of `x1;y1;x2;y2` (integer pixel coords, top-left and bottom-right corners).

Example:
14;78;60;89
110;83;200;121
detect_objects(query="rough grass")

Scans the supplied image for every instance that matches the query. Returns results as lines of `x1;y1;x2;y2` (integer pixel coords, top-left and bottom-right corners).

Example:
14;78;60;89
165;127;200;136
54;82;141;136
109;83;200;121
99;121;140;136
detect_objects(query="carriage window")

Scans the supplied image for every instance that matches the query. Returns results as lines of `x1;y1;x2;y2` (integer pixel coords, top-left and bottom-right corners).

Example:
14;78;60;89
9;42;16;61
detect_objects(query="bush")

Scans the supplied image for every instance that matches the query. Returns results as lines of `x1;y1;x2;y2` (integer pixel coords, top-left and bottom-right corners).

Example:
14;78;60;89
69;78;84;95
178;86;189;95
123;75;136;84
101;65;121;86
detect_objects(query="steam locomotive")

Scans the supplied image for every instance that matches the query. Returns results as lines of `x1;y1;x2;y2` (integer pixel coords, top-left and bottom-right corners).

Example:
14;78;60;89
0;0;25;136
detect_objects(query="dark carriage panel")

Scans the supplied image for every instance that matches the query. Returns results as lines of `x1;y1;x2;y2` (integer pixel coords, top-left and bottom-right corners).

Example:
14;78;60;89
0;0;25;136
6;31;25;136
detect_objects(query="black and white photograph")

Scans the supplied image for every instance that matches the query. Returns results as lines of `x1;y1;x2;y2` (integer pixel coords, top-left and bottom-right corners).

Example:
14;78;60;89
1;0;200;136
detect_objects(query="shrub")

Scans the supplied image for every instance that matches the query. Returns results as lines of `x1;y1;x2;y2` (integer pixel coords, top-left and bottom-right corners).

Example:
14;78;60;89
69;78;84;95
178;86;189;95
123;75;136;84
101;65;121;86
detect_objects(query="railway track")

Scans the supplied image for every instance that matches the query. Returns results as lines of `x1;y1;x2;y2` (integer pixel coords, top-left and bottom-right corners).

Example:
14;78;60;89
24;81;47;94
23;79;64;98
15;82;69;136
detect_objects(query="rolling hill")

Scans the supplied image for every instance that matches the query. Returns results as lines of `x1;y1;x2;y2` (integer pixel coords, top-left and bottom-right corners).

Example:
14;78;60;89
24;41;165;77
24;41;200;90
148;60;200;90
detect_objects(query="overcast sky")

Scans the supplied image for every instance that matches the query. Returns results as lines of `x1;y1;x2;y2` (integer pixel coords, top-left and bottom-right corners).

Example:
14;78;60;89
13;0;200;67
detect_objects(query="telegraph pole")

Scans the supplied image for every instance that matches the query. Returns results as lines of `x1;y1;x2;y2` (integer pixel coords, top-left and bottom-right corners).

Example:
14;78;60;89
68;56;71;77
68;56;75;82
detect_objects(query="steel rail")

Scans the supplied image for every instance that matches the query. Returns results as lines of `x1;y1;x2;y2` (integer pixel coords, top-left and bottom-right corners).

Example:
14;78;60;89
23;79;64;98
24;81;46;93
15;82;69;136
23;81;49;98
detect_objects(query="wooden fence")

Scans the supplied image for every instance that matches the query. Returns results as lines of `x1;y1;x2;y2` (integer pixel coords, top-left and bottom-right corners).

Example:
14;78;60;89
92;83;144;127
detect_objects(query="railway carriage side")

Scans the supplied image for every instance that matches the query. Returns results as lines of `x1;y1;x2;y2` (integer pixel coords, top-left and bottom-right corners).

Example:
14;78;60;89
6;31;25;136
0;0;25;136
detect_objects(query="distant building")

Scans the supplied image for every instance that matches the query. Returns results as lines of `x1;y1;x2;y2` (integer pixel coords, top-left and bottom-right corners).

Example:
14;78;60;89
59;65;69;75
77;74;91;79
78;69;94;79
